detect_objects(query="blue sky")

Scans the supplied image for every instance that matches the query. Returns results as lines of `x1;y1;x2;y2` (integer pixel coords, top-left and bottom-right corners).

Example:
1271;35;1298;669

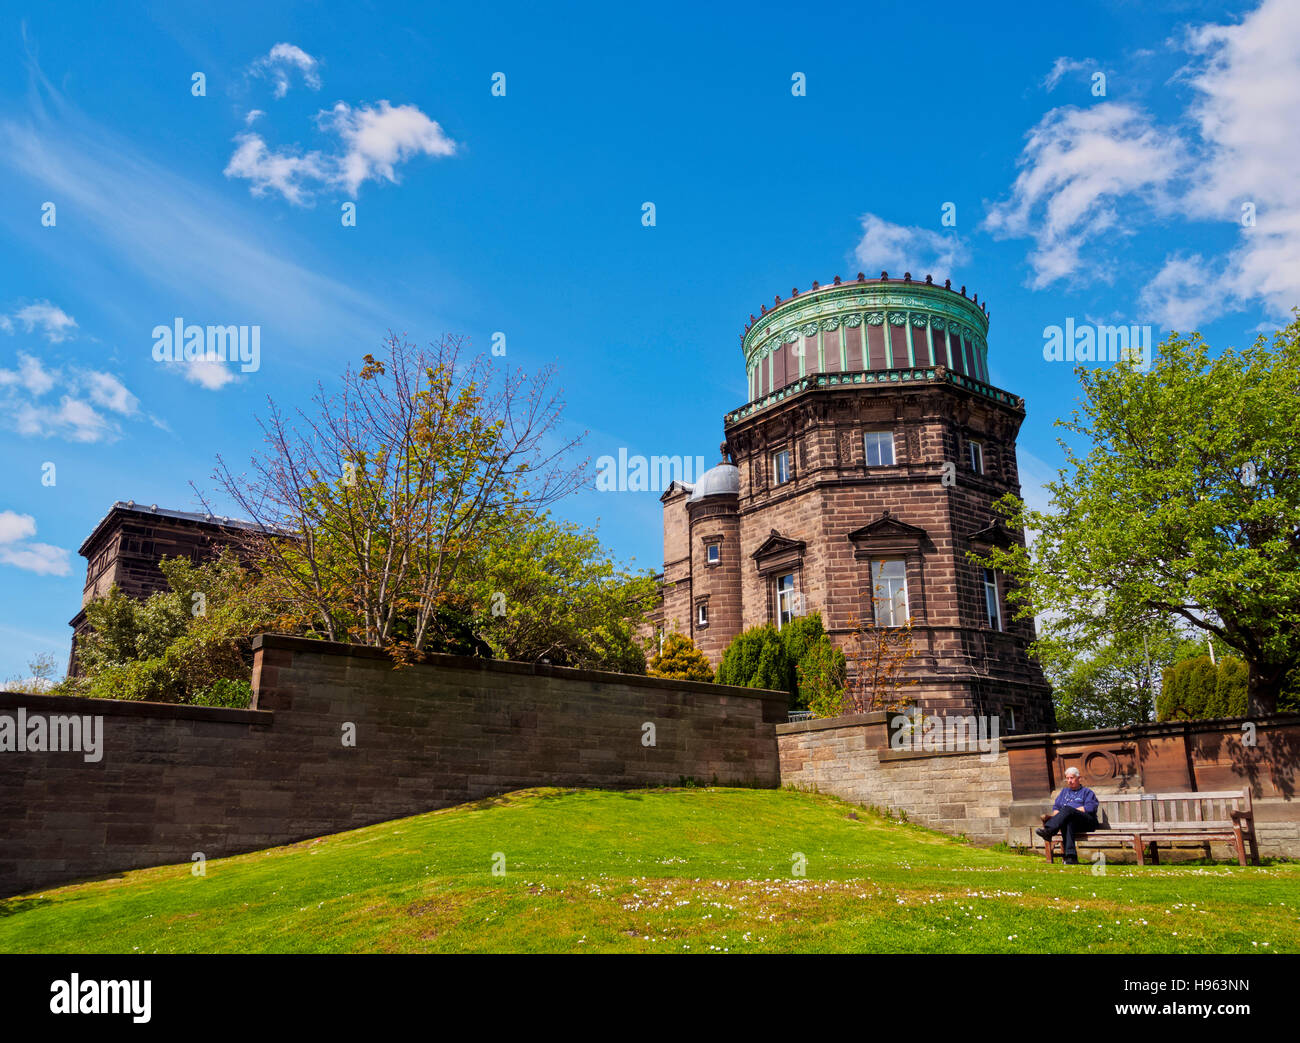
1;0;1296;681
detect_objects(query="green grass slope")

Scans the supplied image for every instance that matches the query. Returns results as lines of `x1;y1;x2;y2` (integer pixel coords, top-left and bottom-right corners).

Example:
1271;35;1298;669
2;787;1297;953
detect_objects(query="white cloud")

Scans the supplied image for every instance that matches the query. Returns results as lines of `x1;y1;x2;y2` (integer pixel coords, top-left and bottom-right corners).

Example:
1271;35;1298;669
6;300;78;342
1169;0;1300;322
983;103;1187;289
179;359;238;391
1043;57;1098;92
223;133;330;206
0;511;69;576
322;101;457;195
0;87;397;358
852;214;968;282
14;396;113;442
1138;254;1217;330
993;1;1300;327
0;540;71;576
81;369;138;414
0;353;139;442
225;100;458;205
0;353;57;396
0;510;37;544
250;43;322;99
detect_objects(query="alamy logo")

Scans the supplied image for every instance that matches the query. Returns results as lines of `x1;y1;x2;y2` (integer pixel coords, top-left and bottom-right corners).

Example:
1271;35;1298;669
1042;318;1151;371
151;318;261;373
595;449;708;492
0;708;104;762
50;975;151;1023
889;708;1001;763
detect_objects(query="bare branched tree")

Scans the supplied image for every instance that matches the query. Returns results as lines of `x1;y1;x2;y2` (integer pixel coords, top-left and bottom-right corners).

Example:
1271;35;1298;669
197;333;586;658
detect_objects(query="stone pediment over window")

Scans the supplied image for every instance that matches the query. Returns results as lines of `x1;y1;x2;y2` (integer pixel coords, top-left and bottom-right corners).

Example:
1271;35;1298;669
752;529;805;575
847;509;930;559
967;518;1018;550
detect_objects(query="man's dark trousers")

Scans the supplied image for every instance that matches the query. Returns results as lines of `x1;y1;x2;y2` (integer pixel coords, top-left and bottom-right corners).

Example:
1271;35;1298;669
1043;808;1098;861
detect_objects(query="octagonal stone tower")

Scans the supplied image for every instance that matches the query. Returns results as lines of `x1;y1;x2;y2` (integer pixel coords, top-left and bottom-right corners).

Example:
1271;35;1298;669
656;272;1053;734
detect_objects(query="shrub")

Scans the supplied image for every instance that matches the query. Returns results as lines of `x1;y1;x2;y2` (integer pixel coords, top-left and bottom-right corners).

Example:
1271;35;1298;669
716;624;783;689
716;614;844;710
798;636;848;718
191;678;254;709
1158;655;1249;721
647;632;713;683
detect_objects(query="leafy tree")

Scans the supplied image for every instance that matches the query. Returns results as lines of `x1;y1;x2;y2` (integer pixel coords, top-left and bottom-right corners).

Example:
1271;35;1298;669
204;333;585;661
716;624;782;689
2;653;61;694
974;321;1300;716
647;632;713;683
1037;620;1197;731
1158;655;1248;721
69;550;278;705
797;637;848;718
459;510;656;672
715;614;843;709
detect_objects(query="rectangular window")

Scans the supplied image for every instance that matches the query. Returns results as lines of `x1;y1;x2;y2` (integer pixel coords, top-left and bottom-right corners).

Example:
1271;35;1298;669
969;439;984;475
871;559;908;627
983;568;1002;630
773;449;791;485
697;603;708;627
776;573;796;628
863;430;895;466
706;543;720;564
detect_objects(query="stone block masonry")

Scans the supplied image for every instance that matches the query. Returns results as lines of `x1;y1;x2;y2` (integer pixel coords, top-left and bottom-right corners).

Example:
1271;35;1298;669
0;634;786;896
777;711;1300;859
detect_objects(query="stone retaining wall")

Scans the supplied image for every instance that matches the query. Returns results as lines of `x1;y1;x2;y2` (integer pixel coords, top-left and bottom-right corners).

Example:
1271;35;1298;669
0;635;785;896
777;711;1300;859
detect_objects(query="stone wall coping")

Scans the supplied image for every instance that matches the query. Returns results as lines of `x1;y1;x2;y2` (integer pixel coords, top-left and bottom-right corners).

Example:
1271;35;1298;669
0;690;273;726
1001;713;1300;749
252;633;790;703
878;745;998;762
775;711;890;734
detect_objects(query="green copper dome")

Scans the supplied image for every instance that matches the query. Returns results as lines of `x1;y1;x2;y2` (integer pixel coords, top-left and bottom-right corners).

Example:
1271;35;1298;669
739;274;991;402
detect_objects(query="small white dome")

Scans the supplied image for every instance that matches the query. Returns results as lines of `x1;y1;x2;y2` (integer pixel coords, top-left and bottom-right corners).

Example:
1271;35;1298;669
688;463;740;501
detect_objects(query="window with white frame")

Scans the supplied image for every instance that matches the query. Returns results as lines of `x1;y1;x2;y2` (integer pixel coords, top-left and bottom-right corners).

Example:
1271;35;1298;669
706;542;720;565
870;559;909;626
697;602;709;627
775;573;797;628
983;568;1002;630
773;449;791;485
968;439;984;475
863;430;895;466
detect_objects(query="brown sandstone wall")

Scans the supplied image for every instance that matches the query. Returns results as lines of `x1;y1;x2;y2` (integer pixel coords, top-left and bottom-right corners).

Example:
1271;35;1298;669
0;635;784;896
777;712;1300;859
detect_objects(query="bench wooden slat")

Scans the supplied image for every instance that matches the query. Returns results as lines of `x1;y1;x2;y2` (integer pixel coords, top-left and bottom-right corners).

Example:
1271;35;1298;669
1039;787;1258;866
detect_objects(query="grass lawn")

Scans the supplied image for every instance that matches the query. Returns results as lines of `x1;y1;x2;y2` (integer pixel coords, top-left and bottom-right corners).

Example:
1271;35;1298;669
2;787;1297;953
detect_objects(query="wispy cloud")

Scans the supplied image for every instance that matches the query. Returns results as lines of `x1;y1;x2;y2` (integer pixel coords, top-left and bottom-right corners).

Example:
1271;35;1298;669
983;103;1186;290
1043;56;1100;92
0;346;141;443
0;510;70;576
0;75;399;360
249;42;322;99
989;0;1300;327
225;99;458;205
852;214;967;282
2;299;78;342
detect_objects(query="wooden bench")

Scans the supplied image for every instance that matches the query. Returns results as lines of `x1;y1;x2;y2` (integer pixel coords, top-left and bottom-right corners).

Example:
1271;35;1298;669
1040;790;1259;866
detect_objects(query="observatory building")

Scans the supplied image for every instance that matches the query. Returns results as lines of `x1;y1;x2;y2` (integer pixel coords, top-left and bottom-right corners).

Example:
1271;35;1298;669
652;272;1053;733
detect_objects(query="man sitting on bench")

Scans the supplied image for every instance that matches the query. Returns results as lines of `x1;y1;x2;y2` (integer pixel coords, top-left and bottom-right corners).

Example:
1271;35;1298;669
1036;767;1099;864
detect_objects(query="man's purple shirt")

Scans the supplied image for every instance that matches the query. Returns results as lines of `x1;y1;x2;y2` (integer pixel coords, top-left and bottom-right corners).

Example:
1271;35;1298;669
1053;785;1099;814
